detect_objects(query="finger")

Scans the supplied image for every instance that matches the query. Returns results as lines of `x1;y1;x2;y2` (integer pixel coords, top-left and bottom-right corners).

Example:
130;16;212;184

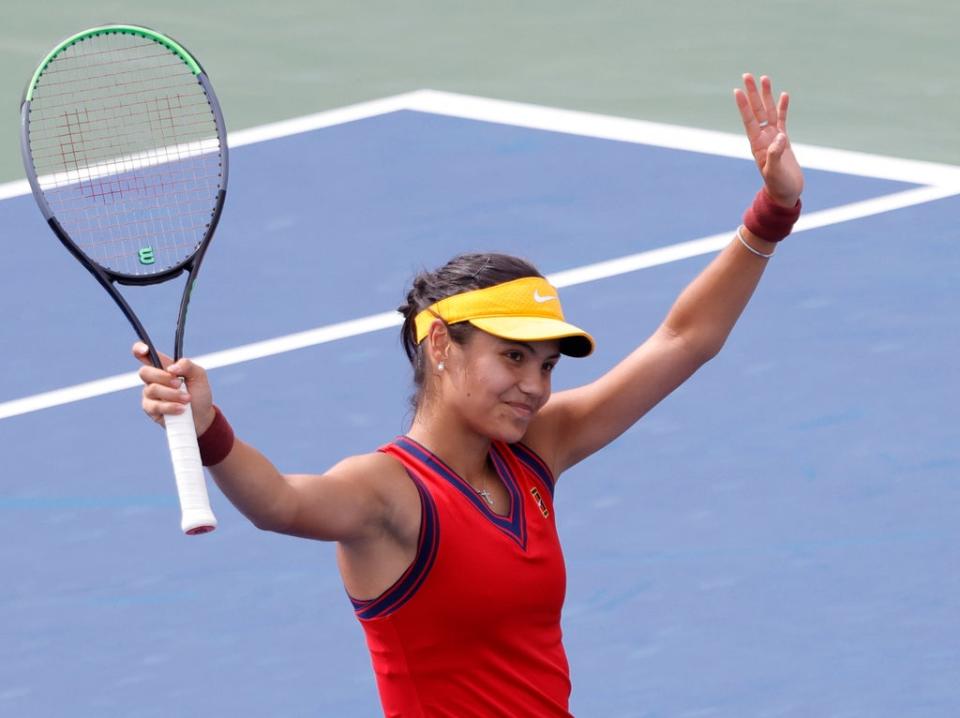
733;88;762;136
742;73;770;125
145;413;165;427
143;382;191;404
765;133;792;181
760;75;778;127
143;398;189;417
141;403;166;426
132;342;153;366
167;357;203;380
767;134;785;166
138;365;182;387
132;342;174;369
777;92;790;131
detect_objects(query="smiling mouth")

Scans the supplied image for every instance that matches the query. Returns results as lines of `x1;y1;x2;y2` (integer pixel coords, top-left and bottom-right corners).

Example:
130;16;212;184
506;402;535;418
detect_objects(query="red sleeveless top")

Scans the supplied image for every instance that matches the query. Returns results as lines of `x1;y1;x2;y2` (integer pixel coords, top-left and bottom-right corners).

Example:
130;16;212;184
350;436;571;717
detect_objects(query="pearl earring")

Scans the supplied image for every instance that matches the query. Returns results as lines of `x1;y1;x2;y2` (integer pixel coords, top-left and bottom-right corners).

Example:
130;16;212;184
438;362;445;372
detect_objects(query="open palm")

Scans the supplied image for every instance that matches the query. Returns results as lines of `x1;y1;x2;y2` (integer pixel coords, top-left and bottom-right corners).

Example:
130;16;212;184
734;74;804;207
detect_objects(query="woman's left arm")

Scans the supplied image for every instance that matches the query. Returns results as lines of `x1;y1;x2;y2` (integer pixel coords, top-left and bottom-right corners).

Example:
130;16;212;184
526;73;805;476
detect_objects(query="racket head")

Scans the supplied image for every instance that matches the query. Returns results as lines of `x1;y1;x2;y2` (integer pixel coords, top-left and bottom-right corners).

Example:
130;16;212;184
20;25;228;284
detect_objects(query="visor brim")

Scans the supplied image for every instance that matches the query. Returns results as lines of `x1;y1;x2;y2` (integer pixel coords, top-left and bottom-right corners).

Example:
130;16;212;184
468;316;594;357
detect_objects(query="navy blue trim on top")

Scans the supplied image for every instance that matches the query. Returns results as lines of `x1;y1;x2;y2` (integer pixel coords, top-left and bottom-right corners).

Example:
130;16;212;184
350;465;439;620
511;442;557;498
487;445;528;549
397;437;528;550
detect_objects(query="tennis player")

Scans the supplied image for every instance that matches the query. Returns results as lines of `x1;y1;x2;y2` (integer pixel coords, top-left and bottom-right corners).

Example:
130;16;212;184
136;73;804;716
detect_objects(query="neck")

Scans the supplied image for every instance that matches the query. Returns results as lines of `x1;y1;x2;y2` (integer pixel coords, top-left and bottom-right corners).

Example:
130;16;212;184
407;406;492;485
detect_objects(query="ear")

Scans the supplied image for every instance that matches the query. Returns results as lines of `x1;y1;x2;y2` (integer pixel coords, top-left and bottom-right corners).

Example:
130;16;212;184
426;320;451;367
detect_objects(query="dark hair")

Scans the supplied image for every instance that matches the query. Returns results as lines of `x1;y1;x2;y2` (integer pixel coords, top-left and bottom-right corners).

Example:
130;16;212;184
398;252;542;411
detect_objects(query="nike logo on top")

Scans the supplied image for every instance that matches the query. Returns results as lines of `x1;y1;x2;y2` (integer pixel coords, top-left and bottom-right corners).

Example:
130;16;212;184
533;290;557;303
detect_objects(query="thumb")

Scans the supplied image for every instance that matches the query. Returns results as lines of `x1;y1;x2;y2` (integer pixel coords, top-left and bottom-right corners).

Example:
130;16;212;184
767;132;788;163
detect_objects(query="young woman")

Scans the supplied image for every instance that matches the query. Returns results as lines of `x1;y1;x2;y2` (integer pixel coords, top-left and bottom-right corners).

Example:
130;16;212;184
136;74;804;717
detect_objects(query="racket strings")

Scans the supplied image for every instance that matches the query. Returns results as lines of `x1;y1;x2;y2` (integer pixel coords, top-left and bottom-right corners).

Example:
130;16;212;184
48;175;224;211
29;102;216;142
27;59;192;102
37;109;218;172
27;32;223;277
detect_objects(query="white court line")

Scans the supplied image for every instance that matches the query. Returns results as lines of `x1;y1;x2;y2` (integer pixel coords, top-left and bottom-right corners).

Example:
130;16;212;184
0;312;402;421
404;91;960;188
2;91;959;420
3;88;960;201
548;185;960;287
0;92;428;202
1;183;956;422
35;139;220;193
227;92;426;149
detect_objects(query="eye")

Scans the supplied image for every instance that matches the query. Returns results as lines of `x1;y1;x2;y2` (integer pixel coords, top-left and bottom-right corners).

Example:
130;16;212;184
542;361;556;374
504;350;524;363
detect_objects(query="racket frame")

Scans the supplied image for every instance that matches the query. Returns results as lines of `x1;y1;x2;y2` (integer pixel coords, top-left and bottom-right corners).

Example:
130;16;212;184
19;25;230;368
19;25;230;534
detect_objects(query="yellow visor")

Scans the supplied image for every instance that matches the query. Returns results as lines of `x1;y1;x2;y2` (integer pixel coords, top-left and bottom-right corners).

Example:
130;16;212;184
413;276;594;357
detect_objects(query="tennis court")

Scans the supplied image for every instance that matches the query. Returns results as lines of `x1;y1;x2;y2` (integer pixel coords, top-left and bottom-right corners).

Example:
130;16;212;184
1;5;958;717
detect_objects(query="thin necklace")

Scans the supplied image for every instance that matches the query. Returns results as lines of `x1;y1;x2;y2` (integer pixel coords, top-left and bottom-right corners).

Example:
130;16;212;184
476;478;495;506
410;435;496;506
473;463;495;506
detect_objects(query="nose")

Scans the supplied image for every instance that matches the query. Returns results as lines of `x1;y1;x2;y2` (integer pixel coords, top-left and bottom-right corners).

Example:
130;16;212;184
517;365;549;402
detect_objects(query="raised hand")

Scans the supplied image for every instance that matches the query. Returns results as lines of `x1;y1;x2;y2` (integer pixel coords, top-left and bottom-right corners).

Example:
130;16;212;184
734;74;804;207
133;342;216;434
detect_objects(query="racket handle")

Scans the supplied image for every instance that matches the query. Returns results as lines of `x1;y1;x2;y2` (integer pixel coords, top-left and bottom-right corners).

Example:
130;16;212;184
165;381;218;535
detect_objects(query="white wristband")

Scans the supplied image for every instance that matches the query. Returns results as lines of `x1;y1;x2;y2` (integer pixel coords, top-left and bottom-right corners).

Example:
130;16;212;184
736;225;775;259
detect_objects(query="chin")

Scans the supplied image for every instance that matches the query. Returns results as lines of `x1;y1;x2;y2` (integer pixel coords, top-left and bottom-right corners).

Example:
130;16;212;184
493;427;526;445
485;415;532;445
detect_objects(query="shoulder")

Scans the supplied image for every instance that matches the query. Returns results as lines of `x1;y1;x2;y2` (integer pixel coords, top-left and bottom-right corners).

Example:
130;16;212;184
326;449;403;477
324;448;422;538
325;449;413;496
499;437;559;494
518;410;566;480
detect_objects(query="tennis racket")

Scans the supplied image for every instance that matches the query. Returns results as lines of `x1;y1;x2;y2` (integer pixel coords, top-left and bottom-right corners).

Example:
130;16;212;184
20;25;228;535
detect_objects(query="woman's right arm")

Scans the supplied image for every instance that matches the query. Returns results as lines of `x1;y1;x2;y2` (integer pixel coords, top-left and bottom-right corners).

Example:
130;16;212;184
207;440;398;542
134;343;397;542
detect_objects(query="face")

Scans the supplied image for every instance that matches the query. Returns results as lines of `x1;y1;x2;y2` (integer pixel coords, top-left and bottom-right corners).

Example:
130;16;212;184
438;329;561;442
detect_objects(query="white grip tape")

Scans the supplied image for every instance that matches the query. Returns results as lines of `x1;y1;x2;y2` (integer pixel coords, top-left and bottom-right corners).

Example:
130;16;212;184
165;381;218;535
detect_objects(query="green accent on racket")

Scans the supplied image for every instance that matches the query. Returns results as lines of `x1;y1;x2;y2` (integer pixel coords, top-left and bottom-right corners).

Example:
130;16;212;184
25;25;202;102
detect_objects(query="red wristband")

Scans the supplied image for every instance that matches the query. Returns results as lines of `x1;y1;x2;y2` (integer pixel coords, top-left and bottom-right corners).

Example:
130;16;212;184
198;405;235;467
743;188;801;242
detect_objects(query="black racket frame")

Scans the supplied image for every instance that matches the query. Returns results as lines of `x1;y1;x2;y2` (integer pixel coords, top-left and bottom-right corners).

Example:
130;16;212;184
20;58;229;370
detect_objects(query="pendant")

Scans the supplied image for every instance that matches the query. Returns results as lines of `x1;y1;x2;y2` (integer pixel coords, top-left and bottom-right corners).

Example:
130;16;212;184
477;488;495;506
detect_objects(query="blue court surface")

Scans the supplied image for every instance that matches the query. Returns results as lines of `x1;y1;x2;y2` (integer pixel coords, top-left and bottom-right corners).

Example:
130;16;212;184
1;97;958;717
